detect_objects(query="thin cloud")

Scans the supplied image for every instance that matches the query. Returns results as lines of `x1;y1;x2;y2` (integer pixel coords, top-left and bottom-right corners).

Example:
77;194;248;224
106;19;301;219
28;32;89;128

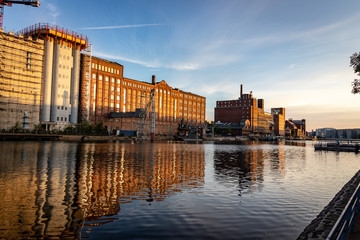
94;52;156;67
288;64;297;69
241;14;359;47
81;24;163;30
41;1;59;24
94;51;203;71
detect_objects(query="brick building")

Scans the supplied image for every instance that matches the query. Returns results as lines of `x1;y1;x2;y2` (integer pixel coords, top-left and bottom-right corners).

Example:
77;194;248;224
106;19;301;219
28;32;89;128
271;108;285;136
214;84;284;135
285;119;306;138
0;24;206;134
80;55;206;135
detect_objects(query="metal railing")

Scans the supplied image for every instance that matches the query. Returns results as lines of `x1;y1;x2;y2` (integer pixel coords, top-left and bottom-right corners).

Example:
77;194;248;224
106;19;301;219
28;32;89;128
15;23;88;49
326;182;360;240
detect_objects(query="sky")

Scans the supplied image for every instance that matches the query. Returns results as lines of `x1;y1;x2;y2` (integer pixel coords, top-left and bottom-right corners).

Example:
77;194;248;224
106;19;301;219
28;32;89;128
4;0;360;131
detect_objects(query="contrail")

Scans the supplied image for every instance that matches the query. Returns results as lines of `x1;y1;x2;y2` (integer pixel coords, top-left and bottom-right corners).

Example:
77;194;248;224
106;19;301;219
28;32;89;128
81;24;163;30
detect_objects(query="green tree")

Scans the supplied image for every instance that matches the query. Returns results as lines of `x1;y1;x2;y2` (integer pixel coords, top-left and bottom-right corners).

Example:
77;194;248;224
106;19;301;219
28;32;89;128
9;122;23;133
349;52;360;94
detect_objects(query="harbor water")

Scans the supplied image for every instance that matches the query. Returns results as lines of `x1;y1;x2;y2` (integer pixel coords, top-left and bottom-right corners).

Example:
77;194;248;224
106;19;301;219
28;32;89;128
0;141;359;239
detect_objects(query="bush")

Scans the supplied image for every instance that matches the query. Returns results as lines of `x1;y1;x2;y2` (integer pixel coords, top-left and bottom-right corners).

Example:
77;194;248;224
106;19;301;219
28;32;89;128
9;122;23;133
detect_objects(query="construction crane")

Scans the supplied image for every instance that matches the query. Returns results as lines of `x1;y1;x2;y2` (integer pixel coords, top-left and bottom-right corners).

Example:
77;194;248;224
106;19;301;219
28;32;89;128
138;89;155;139
0;0;39;29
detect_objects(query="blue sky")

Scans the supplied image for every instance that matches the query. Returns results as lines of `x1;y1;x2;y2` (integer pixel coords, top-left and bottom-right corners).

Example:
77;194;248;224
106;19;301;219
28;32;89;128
5;0;360;130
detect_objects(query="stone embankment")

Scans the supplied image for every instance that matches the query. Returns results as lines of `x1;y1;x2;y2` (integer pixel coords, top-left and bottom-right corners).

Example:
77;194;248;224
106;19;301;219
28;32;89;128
297;170;360;239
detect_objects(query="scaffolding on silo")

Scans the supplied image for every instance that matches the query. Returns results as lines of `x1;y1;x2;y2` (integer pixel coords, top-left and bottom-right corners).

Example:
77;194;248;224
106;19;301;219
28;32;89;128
0;29;44;130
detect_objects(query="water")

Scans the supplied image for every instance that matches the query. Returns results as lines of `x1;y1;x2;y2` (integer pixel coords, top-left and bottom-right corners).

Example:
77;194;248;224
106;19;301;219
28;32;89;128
0;141;359;239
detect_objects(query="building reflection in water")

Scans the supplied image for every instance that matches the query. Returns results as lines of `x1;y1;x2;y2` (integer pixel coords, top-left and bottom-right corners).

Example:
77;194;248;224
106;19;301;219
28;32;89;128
0;142;205;239
213;142;302;195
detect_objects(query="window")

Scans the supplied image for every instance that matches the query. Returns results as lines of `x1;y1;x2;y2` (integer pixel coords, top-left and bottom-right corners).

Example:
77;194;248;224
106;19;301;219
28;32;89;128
105;77;109;82
111;95;114;100
93;84;96;99
99;75;103;80
111;78;115;83
117;96;120;101
92;73;96;79
117;87;120;92
117;79;120;84
116;103;119;108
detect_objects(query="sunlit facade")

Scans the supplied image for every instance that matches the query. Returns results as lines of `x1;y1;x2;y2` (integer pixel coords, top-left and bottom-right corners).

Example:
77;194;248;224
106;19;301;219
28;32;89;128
80;55;206;135
0;29;44;130
214;84;285;135
17;23;88;130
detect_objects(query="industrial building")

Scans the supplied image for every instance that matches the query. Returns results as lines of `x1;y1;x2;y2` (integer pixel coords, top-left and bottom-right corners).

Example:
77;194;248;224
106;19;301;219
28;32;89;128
214;84;285;135
0;23;206;134
285;119;306;138
80;54;206;135
0;29;44;130
272;108;286;136
18;23;88;130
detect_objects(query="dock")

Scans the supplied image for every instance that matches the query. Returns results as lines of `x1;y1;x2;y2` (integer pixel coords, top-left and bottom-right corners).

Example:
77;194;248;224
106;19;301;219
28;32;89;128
0;133;61;141
314;142;360;153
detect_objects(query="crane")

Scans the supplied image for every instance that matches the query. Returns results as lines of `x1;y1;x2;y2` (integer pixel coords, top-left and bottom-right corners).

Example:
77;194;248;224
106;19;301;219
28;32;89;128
0;0;39;29
138;89;155;138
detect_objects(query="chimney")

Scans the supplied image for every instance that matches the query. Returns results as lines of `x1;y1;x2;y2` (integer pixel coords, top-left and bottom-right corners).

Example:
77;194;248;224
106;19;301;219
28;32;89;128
240;84;243;98
152;75;156;85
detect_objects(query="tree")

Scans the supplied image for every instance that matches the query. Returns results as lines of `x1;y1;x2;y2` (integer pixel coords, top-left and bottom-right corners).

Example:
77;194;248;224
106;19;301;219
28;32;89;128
349;52;360;94
9;122;23;133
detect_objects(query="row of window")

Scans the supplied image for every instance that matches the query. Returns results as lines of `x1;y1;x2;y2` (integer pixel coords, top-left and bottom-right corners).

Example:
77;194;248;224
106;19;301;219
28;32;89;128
92;74;205;103
92;63;120;75
56;116;68;122
57;106;68;110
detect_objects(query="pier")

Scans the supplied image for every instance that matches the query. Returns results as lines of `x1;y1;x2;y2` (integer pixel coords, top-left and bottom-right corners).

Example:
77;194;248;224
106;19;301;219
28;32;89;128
0;133;61;141
314;141;360;153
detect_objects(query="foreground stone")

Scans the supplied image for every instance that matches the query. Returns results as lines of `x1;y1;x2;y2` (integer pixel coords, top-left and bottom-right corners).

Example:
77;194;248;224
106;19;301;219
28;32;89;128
297;170;360;239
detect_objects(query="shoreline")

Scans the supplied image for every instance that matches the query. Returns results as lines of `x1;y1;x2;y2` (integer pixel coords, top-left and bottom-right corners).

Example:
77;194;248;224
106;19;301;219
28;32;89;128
297;170;360;239
0;133;311;143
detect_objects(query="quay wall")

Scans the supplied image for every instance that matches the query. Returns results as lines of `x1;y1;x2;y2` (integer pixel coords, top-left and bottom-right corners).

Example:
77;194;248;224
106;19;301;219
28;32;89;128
297;170;360;239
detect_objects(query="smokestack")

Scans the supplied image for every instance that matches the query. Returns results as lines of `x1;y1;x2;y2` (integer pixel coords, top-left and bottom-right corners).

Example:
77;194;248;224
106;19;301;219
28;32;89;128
152;75;156;85
240;84;243;98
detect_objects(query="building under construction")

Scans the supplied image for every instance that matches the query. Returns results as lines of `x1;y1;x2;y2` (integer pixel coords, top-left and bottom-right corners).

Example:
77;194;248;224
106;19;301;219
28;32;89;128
0;28;44;130
18;23;88;130
0;23;206;135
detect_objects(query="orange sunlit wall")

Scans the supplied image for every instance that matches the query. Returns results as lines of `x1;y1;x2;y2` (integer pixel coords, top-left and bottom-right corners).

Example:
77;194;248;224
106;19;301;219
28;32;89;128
80;54;206;134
